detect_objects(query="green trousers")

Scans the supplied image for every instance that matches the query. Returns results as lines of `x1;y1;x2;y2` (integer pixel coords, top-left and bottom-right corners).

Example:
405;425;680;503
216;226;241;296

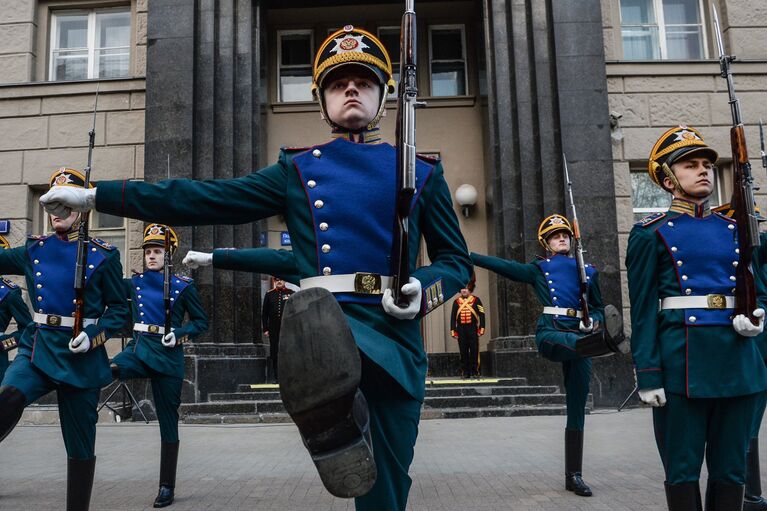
354;358;422;511
112;350;183;443
2;353;99;459
653;391;759;484
536;328;591;431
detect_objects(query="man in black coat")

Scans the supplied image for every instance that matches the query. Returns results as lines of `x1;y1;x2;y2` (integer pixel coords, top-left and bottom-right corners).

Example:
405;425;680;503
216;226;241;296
262;278;293;383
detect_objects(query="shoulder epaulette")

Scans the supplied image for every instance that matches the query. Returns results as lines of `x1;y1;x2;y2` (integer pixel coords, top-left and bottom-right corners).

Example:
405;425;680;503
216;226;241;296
131;270;142;276
1;278;18;289
27;234;47;241
713;203;734;218
713;211;737;223
281;145;310;152
416;153;440;163
176;274;193;283
90;238;116;251
635;212;666;228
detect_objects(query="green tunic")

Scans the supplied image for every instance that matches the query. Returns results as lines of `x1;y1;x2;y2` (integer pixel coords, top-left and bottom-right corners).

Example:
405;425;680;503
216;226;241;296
0;283;33;379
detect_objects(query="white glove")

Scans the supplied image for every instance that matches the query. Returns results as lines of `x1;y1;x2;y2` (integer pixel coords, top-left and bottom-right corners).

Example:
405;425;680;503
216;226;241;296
69;331;91;353
578;320;593;333
162;331;177;348
183;251;213;269
40;186;97;218
381;278;422;320
638;388;667;407
733;308;765;337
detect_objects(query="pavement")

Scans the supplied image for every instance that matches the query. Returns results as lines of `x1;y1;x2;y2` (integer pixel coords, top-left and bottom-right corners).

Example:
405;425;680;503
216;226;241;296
0;407;741;510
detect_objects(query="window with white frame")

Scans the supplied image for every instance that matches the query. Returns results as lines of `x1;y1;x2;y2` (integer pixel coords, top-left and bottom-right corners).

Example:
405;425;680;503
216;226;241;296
630;164;723;222
620;0;708;60
377;26;400;88
31;189;128;272
49;7;131;81
278;30;314;102
429;25;467;97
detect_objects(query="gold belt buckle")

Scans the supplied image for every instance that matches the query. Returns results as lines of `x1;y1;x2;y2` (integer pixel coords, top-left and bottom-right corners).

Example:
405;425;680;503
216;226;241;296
46;314;62;327
706;294;726;309
354;273;382;294
148;324;160;334
566;308;578;318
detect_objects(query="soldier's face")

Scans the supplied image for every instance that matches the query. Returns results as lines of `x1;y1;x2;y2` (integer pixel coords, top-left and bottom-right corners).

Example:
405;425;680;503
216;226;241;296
50;211;79;233
275;279;285;288
667;157;714;198
145;246;166;271
547;231;571;254
323;69;382;131
460;288;469;297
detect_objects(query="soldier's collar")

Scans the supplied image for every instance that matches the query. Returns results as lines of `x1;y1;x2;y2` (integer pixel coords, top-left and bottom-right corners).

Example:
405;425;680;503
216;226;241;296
669;197;711;218
53;230;79;242
330;127;382;144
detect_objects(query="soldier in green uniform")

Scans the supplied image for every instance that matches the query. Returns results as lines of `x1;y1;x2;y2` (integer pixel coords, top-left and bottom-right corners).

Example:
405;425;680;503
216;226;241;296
627;126;767;510
41;26;472;511
0;235;33;383
111;223;208;508
471;214;628;497
0;168;128;511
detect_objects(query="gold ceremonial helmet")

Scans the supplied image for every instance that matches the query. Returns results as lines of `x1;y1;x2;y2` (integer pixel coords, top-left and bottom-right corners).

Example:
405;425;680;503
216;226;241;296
648;126;718;190
142;223;179;253
49;167;95;190
311;25;396;131
537;214;574;251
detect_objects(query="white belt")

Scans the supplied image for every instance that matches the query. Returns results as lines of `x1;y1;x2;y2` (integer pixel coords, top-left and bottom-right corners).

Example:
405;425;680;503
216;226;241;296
542;306;583;319
299;273;394;295
134;323;167;335
33;313;97;329
660;295;735;310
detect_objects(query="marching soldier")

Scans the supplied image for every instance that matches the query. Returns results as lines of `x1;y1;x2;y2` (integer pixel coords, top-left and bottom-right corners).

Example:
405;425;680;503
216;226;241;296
111;223;208;508
0;235;33;382
0;168;128;511
626;126;767;510
472;214;628;497
41;25;472;511
450;284;485;378
262;277;294;383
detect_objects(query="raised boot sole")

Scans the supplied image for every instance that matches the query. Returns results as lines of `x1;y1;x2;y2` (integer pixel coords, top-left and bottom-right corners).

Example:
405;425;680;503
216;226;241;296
278;288;376;498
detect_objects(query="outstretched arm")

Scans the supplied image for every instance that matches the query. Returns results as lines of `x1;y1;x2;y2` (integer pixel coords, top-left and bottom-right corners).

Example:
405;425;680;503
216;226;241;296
471;252;538;284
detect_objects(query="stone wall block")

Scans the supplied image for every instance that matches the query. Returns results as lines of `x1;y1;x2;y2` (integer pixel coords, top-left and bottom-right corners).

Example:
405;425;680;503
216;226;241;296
618;233;629;270
136;12;148;45
135;144;144;179
134;45;147;77
131;92;146;110
616;196;635;233
92;146;136;180
608;93;650;126
49;113;106;148
613;161;631;197
0;0;35;23
603;28;615;60
41;93;130;115
730;28;767;60
0;116;46;150
24;148;91;184
137;0;148;13
106;111;145;145
0;185;30;217
0;24;35;54
649;93;709;126
0;151;23;183
0;54;33;84
624;75;715;93
723;1;767;29
0;97;40;117
607;77;623;93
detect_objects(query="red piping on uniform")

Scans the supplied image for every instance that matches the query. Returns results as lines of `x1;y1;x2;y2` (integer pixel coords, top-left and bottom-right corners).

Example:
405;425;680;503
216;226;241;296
638;367;661;372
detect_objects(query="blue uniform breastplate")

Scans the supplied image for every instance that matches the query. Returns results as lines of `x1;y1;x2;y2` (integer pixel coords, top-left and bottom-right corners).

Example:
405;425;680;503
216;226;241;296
27;235;106;322
132;271;189;330
656;213;738;326
292;138;432;303
537;254;595;310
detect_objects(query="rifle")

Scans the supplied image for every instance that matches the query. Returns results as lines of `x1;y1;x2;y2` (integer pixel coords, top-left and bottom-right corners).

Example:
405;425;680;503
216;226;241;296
163;155;173;336
712;7;761;325
73;84;99;338
760;119;767;173
393;0;420;305
563;153;591;329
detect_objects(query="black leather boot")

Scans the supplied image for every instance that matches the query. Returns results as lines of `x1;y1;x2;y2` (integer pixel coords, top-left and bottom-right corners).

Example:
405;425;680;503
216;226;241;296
153;441;179;508
565;429;592;496
279;288;376;498
705;479;745;511
0;385;26;443
665;481;703;511
745;438;767;510
67;457;96;511
575;304;630;358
